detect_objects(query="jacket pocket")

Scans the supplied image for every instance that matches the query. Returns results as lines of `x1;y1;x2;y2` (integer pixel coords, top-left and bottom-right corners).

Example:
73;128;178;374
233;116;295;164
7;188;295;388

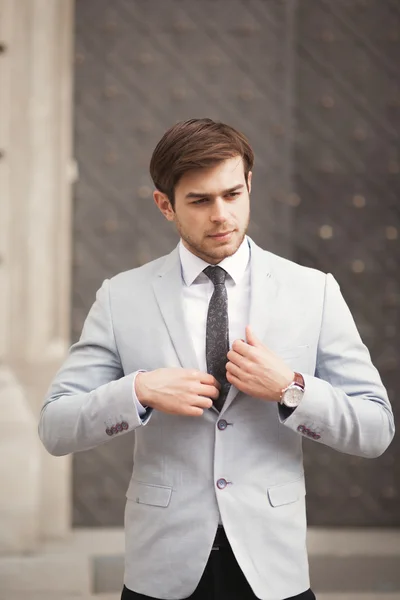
267;477;306;507
126;480;172;507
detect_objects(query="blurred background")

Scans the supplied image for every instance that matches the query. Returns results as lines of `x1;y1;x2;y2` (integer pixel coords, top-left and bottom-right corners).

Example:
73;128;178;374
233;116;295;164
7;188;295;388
0;1;399;599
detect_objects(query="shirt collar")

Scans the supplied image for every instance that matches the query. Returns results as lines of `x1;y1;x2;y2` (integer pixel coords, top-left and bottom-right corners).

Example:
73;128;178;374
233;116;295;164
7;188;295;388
179;236;250;286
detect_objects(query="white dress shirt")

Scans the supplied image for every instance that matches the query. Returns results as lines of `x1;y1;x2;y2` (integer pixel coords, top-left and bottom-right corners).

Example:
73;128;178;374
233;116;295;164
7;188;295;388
133;237;251;413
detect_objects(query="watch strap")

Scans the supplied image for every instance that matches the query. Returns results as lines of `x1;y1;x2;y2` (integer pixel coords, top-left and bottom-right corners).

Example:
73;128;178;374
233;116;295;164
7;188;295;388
293;372;305;390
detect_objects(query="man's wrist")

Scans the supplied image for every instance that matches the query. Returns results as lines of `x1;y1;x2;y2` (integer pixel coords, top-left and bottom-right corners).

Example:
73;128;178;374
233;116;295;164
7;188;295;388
276;371;296;402
135;372;154;409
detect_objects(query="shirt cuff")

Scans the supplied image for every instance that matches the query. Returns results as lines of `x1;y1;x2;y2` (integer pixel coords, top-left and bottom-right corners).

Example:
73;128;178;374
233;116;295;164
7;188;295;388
132;370;148;417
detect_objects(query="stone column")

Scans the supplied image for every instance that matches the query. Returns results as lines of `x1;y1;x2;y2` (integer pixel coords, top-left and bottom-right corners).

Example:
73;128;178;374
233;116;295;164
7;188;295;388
0;0;74;552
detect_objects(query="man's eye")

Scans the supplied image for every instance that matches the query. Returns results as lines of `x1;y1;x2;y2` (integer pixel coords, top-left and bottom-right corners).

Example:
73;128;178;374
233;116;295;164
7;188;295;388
193;198;208;204
226;192;240;199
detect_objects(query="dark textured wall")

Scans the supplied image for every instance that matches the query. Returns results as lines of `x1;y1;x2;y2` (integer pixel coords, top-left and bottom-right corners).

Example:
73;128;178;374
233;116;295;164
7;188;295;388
293;0;399;526
72;0;399;526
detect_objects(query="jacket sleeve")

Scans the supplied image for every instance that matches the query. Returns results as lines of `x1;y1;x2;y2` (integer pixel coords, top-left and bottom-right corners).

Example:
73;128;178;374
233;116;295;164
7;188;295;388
38;279;152;456
281;273;395;458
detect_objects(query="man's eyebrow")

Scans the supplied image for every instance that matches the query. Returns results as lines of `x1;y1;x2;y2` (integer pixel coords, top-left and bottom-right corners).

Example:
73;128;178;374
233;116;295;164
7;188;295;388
185;184;245;199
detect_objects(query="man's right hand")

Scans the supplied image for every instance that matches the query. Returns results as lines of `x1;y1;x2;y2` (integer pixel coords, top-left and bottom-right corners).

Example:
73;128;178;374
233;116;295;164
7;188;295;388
135;368;220;417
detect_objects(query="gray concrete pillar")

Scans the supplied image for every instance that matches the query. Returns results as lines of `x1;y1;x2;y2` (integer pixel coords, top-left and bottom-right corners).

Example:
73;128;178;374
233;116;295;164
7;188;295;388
0;0;74;551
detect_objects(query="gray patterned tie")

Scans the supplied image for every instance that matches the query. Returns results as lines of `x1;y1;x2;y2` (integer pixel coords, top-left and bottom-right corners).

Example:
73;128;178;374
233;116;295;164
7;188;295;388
204;266;230;412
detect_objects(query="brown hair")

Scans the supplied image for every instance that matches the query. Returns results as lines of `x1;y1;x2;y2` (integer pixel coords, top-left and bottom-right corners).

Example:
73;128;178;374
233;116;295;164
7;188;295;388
149;118;254;206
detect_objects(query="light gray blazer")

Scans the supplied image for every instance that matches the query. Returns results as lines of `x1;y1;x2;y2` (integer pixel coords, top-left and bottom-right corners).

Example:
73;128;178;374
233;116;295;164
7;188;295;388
39;238;394;600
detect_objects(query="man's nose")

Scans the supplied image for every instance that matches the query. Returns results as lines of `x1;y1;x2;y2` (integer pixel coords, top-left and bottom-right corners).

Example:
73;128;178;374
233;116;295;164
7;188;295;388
210;198;228;222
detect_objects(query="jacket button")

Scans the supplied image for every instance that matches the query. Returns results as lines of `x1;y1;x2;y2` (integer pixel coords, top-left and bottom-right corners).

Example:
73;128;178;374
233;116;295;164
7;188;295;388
297;425;305;433
217;478;227;490
217;419;228;431
111;425;118;435
106;428;113;436
121;421;129;430
116;422;123;432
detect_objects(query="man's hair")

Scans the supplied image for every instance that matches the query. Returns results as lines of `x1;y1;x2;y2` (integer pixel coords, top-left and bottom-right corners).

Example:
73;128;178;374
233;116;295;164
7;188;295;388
149;118;254;207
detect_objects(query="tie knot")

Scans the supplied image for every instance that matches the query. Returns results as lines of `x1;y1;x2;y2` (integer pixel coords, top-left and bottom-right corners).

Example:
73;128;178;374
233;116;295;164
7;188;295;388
204;265;227;286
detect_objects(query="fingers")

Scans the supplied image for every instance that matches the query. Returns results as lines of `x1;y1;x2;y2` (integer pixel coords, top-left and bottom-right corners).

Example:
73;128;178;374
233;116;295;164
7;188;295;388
199;372;221;389
231;329;268;356
227;349;252;370
231;338;253;357
186;396;213;416
226;370;244;390
200;384;220;400
196;396;214;409
225;361;242;378
185;405;205;417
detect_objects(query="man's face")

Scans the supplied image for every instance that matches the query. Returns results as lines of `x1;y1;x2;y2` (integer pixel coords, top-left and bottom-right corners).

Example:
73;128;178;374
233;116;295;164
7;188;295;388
154;156;251;264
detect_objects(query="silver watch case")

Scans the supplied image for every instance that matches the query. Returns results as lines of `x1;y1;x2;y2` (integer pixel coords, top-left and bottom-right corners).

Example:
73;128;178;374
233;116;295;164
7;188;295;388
280;382;304;408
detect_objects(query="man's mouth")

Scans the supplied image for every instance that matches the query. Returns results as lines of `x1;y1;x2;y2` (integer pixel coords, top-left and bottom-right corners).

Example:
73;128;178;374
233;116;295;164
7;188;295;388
208;231;234;240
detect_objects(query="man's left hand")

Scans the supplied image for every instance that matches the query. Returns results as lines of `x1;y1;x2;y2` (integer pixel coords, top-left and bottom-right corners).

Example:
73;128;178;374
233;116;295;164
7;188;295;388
226;326;294;402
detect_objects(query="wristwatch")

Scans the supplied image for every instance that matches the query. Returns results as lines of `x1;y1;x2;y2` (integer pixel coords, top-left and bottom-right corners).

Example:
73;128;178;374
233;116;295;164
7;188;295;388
280;373;305;408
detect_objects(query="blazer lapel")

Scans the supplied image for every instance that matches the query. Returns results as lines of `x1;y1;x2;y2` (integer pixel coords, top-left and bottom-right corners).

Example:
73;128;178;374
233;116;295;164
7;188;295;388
221;239;278;414
247;239;278;345
152;246;199;371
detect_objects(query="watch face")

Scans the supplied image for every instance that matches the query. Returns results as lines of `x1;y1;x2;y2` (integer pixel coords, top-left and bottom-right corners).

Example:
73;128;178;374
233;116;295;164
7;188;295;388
282;385;304;408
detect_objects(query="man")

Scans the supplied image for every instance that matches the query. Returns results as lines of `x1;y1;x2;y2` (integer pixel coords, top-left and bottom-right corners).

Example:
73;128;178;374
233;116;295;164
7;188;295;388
39;118;394;600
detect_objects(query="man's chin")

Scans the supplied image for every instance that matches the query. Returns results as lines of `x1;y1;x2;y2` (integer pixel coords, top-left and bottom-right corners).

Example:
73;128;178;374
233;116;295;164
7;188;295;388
182;231;245;263
204;235;242;259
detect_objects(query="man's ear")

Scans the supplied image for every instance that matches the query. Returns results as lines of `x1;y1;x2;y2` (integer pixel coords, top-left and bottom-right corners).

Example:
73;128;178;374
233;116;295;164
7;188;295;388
247;171;252;195
154;190;175;221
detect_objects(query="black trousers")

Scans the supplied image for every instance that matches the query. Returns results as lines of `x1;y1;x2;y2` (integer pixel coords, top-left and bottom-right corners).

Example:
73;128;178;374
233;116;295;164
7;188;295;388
121;527;315;600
